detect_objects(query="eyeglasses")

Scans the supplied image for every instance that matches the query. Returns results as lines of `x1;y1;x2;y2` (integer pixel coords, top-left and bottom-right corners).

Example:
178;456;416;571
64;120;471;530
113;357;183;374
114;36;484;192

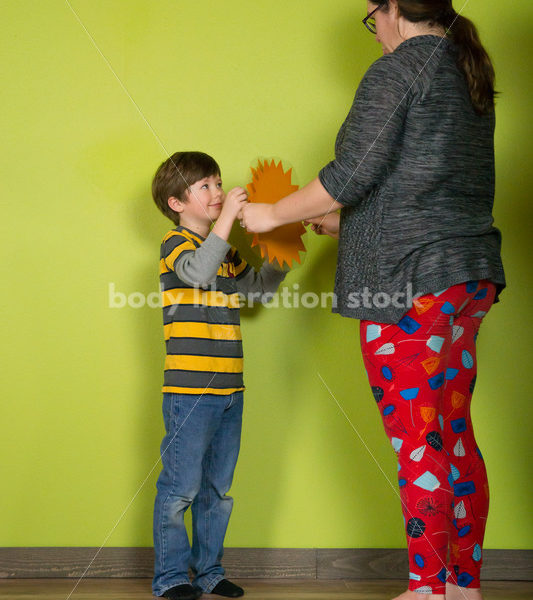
362;3;383;34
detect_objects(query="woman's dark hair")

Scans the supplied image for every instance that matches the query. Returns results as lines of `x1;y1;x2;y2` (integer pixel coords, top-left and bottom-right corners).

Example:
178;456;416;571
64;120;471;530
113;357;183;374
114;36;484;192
152;151;221;224
377;0;496;115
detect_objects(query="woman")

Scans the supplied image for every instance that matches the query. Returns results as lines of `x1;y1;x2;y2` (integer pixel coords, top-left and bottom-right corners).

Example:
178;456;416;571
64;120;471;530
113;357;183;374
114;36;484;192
241;1;505;599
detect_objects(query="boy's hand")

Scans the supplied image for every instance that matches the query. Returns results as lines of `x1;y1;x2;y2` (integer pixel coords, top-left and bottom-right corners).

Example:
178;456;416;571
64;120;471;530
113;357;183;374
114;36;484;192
211;186;248;242
222;186;248;220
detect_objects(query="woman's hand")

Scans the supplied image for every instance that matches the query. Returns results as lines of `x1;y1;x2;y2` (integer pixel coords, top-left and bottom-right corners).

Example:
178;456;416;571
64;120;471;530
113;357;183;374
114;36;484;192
240;202;278;233
240;178;342;233
304;212;340;239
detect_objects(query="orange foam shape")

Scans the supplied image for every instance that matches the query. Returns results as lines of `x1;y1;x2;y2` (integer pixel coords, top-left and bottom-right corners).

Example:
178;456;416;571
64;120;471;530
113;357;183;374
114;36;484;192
246;159;306;268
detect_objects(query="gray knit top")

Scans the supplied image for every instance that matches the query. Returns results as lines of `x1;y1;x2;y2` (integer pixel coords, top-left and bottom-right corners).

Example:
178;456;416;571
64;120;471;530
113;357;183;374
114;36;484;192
319;35;505;324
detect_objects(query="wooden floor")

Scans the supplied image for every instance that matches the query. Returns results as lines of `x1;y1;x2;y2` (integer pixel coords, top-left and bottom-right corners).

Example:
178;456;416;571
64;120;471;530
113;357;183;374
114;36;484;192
1;579;532;600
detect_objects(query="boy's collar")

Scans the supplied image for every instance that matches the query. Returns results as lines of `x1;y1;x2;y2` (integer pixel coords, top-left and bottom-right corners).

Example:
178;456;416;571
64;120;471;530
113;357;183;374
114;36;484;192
176;224;207;241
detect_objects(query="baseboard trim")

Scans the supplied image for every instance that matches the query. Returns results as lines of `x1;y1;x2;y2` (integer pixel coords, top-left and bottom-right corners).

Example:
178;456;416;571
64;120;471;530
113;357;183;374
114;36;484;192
0;547;531;580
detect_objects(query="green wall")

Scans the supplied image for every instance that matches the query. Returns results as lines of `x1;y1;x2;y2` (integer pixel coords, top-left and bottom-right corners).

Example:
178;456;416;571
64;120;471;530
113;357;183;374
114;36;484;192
2;0;532;550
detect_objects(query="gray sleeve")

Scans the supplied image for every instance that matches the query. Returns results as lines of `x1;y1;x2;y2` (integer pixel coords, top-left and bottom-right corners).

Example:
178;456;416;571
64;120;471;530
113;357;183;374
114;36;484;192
236;261;287;304
319;55;412;208
174;231;230;287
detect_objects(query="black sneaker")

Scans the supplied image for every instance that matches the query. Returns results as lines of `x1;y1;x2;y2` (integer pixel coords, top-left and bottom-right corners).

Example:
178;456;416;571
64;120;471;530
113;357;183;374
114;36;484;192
162;583;203;600
210;579;244;597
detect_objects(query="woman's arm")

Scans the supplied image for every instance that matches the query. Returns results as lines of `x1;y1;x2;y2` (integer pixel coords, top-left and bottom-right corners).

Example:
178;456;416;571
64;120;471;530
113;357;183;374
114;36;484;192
241;177;342;233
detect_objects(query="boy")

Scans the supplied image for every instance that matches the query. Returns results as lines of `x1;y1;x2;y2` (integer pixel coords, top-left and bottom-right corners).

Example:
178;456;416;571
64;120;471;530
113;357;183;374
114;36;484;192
151;151;287;600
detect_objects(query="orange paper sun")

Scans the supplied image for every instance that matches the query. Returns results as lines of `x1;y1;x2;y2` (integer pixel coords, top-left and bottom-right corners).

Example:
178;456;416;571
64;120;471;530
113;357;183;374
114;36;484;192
246;159;306;268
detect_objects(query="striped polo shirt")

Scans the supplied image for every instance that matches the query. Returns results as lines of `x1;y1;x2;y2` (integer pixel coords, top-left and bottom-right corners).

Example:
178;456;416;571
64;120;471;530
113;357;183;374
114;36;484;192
160;226;251;395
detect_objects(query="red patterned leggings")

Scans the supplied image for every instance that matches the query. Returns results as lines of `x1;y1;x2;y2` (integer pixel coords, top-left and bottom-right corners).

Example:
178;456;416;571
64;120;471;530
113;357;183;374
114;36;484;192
360;280;496;594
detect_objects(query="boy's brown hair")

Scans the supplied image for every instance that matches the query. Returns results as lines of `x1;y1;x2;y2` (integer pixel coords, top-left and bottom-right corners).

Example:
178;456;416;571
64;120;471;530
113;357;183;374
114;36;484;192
152;151;221;224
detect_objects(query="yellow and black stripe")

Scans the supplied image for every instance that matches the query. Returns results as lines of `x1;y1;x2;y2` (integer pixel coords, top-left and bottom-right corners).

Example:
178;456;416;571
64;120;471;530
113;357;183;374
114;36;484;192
160;226;251;395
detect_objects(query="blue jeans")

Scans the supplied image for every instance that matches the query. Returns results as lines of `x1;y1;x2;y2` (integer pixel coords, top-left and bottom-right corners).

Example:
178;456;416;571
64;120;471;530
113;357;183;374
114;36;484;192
152;391;244;596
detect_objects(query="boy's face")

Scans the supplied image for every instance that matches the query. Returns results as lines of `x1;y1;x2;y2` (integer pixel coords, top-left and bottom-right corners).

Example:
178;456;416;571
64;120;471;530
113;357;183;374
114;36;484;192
172;174;225;228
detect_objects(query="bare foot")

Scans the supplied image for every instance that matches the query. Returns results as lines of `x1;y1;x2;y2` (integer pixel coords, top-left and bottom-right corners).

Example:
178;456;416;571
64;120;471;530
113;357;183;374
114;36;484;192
392;590;445;600
445;583;483;600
